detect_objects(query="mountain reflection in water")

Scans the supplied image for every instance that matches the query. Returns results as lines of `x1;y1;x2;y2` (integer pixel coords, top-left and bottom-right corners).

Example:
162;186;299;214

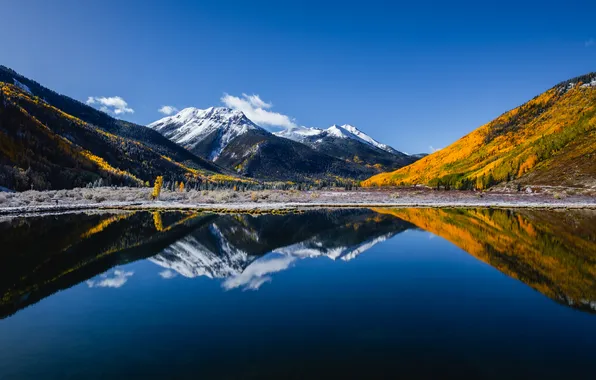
0;207;595;319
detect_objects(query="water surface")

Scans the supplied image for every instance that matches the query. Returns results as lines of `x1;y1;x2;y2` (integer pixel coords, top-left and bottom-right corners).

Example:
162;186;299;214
0;208;595;379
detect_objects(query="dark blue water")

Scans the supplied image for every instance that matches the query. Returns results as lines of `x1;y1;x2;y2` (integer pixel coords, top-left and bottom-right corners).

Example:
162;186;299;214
0;208;594;379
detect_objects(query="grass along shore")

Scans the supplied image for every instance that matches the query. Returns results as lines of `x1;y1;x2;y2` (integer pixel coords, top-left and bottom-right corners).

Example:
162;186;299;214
0;187;595;216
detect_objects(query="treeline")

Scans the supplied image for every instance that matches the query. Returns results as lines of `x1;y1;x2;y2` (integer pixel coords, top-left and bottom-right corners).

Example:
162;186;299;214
148;177;361;192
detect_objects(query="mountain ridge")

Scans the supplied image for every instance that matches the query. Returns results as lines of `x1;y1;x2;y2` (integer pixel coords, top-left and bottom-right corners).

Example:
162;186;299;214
148;106;380;182
148;106;419;180
275;123;417;171
275;123;400;154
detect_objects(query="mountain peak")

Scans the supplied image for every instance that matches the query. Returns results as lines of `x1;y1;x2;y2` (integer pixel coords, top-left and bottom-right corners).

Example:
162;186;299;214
148;106;261;160
274;122;405;157
325;124;399;154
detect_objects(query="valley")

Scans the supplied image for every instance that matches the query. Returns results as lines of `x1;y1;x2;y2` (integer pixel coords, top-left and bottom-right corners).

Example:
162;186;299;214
0;65;594;209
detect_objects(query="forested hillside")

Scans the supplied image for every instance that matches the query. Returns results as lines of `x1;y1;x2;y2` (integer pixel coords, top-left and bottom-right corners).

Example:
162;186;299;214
362;73;596;189
0;66;239;191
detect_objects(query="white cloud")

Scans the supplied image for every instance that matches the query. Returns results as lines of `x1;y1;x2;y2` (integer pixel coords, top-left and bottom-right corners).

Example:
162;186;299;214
429;145;442;153
87;96;134;115
586;38;595;47
159;269;177;279
158;105;179;115
243;94;272;109
221;93;297;129
86;269;134;288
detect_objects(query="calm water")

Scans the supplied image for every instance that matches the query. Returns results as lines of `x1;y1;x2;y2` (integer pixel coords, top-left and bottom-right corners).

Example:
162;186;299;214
0;208;595;379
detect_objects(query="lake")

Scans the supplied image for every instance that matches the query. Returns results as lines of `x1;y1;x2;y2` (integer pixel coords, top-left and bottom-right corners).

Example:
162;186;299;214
0;208;595;379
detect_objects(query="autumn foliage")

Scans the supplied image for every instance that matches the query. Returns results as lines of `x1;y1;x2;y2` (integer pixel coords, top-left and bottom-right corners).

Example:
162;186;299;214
373;207;596;310
151;176;163;200
362;73;596;189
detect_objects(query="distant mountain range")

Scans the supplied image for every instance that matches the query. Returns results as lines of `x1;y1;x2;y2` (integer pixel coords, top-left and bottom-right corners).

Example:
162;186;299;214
274;124;416;170
363;72;596;189
0;65;420;189
148;107;418;182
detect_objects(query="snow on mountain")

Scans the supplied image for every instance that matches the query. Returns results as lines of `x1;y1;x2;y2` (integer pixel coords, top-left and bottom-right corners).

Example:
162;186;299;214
274;125;323;142
150;226;397;290
580;77;596;88
149;224;257;279
13;78;32;95
338;124;399;154
147;107;260;160
273;232;396;262
274;124;399;154
149;105;405;165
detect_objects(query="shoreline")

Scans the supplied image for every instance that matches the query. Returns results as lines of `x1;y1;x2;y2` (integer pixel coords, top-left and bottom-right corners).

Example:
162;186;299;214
1;187;595;217
1;199;595;218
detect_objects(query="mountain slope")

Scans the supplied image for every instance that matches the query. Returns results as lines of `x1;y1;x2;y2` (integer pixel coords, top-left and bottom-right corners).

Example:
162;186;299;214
0;66;231;191
275;124;417;171
148;107;259;160
215;128;373;181
149;107;375;181
362;73;596;189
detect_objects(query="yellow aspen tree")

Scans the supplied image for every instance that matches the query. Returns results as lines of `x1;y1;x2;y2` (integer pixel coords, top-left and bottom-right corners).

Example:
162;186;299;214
151;176;163;200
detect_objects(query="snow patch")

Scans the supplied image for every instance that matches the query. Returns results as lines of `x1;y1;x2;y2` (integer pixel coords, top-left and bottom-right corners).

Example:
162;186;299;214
580;78;596;88
13;78;32;95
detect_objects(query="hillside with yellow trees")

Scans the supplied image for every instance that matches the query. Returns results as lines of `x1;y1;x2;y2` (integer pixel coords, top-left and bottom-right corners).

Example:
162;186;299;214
0;66;242;191
362;73;596;189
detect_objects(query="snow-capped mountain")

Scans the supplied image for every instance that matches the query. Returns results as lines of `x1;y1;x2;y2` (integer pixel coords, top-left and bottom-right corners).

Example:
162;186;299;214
147;107;260;160
275;124;418;171
274;124;399;154
147;106;421;180
148;108;373;181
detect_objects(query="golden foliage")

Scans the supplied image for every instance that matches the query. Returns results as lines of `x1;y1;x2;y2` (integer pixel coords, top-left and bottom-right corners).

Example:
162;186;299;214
151;176;163;200
372;207;596;309
80;150;142;184
363;84;596;188
152;211;164;231
80;214;132;239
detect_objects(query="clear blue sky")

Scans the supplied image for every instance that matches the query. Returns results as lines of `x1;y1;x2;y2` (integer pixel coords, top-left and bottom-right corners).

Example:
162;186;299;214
2;0;595;153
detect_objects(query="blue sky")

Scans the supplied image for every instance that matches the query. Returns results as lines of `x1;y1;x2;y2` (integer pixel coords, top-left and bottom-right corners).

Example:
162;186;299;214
2;0;595;154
